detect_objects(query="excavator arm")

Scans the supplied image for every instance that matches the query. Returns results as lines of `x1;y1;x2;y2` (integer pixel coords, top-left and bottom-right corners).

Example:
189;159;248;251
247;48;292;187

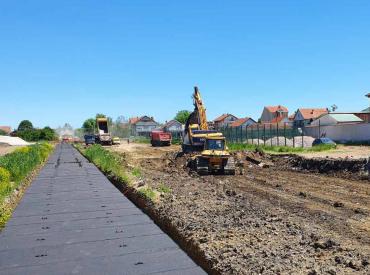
193;86;209;130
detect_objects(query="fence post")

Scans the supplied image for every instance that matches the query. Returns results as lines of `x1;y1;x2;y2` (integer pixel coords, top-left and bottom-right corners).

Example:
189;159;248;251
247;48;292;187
276;123;279;146
302;126;304;148
263;124;266;146
246;125;248;144
239;126;242;143
257;124;260;146
270;124;272;146
284;122;287;146
293;128;295;148
318;120;321;138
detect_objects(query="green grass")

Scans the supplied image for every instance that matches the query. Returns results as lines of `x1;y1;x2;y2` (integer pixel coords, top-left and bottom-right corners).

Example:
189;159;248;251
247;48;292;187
158;183;171;194
131;167;142;177
83;144;129;183
228;143;336;153
0;142;54;228
138;186;156;201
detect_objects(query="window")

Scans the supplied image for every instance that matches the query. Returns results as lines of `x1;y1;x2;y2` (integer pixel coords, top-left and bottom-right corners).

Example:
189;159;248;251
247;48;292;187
206;139;225;150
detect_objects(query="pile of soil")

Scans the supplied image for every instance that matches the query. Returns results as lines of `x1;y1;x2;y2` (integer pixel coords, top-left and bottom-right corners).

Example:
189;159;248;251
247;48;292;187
272;154;368;180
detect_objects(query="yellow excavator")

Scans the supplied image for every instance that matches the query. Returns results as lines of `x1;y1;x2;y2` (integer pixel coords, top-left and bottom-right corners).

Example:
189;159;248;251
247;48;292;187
182;86;235;175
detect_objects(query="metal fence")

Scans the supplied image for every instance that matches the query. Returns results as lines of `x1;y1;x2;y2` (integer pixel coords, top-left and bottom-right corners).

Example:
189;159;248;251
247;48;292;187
221;123;309;147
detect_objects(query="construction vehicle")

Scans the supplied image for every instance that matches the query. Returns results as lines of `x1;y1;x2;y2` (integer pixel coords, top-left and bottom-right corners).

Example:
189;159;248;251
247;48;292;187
112;137;121;145
150;130;172;146
182;86;235;175
95;118;112;145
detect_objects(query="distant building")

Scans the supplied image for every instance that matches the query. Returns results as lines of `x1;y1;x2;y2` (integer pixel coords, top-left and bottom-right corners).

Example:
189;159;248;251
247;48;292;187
354;108;370;123
163;120;183;132
293;108;329;127
260;105;288;123
230;117;256;128
129;116;159;136
311;113;363;126
0;126;11;135
213;114;238;129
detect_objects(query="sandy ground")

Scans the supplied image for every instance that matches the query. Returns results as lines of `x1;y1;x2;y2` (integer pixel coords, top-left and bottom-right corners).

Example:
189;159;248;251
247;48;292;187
111;143;370;274
299;145;370;159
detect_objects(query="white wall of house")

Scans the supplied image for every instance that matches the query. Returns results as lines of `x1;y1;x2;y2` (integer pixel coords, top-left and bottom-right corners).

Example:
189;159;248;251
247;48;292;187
260;108;288;122
304;123;370;142
168;124;183;132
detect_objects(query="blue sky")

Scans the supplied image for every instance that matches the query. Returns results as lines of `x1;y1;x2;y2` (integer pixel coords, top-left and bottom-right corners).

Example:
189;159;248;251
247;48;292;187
1;0;370;129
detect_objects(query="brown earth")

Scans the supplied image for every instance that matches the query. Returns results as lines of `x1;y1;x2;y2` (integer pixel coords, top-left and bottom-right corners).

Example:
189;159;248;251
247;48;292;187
111;143;370;275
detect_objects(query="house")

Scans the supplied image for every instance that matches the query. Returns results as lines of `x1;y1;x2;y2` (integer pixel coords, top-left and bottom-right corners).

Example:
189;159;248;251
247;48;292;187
163;120;183;132
129;116;159;136
230;117;256;128
354;107;370;123
260;105;288;123
213;114;238;129
0;126;11;135
293;108;328;127
311;113;363;126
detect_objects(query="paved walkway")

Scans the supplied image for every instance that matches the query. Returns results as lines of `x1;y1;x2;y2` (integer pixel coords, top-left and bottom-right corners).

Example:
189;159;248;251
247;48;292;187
0;144;205;275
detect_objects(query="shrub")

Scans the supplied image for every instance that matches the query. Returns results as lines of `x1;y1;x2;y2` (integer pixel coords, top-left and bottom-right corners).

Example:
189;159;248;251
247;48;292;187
0;167;10;185
84;145;128;182
132;167;142;177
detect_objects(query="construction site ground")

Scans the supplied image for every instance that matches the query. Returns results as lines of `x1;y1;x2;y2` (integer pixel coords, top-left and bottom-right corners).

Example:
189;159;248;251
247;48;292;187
111;142;370;274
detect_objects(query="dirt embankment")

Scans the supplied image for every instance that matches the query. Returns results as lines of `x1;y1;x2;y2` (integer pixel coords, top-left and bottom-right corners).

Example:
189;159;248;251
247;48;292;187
112;144;370;275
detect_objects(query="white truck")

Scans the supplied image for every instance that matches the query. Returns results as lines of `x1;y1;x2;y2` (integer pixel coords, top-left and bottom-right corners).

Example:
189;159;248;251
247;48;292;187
95;118;112;145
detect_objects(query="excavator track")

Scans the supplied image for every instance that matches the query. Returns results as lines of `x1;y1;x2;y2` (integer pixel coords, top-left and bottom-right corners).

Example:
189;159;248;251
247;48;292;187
196;157;209;175
223;157;236;175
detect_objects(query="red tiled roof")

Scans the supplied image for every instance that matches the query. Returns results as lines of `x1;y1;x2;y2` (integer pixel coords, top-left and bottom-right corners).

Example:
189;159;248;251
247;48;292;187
213;113;237;122
164;120;181;127
265;105;288;113
129;117;140;124
297;108;328;120
230;117;253;127
0;126;11;134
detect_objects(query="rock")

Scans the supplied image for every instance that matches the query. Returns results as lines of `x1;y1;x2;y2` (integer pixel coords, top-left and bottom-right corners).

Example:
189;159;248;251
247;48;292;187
333;201;344;208
299;192;307;198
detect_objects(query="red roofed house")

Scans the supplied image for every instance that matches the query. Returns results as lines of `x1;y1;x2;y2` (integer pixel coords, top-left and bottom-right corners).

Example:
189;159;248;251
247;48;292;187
230;117;256;128
260;105;289;123
0;126;11;135
213;114;238;129
129;116;159;136
293;108;329;127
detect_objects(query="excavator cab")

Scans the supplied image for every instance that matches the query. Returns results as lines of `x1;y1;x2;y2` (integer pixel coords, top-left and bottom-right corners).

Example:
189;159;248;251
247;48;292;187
193;136;235;175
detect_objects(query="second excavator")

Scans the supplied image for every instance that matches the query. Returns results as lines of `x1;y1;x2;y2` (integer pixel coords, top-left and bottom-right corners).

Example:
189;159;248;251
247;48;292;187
182;86;235;175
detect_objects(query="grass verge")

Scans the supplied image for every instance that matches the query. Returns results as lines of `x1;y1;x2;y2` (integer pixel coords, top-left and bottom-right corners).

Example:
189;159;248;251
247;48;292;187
79;144;130;184
0;143;54;228
228;143;336;153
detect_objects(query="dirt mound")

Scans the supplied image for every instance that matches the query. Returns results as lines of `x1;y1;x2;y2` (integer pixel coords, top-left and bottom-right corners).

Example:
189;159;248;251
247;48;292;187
265;136;293;147
273;154;368;179
293;136;315;148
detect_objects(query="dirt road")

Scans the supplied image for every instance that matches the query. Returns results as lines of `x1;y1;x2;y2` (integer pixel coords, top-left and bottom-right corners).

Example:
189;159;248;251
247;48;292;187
112;143;370;274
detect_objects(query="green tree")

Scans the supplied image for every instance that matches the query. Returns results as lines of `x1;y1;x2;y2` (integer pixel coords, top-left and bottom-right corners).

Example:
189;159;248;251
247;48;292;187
40;127;56;141
174;110;191;124
82;118;96;133
96;113;106;118
17;120;33;131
